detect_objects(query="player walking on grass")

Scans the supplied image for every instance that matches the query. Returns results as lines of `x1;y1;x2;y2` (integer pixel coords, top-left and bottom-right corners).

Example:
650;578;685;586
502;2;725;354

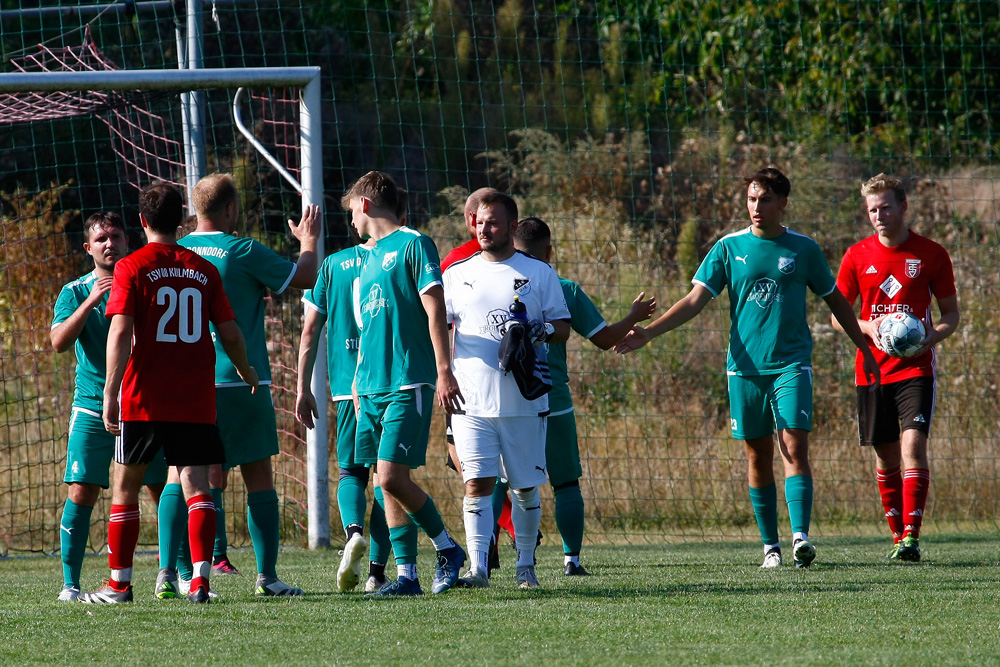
832;173;959;562
616;167;881;568
512;217;655;576
80;181;258;604
294;192;413;594
345;171;466;597
51;212;169;601
151;174;319;599
443;193;572;589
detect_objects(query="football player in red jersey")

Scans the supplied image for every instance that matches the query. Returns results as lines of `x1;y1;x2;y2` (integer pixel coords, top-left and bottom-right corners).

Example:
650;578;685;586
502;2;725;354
79;182;258;604
833;173;960;562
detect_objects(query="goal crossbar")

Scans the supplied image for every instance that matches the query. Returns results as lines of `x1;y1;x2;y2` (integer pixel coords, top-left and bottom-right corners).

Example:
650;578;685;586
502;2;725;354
0;65;332;549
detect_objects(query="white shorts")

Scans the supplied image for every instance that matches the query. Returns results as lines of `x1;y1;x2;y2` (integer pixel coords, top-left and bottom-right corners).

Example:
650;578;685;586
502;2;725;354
451;414;548;489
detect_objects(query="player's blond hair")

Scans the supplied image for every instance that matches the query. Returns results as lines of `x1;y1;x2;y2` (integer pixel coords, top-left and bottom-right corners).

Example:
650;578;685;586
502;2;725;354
192;173;239;219
861;173;907;204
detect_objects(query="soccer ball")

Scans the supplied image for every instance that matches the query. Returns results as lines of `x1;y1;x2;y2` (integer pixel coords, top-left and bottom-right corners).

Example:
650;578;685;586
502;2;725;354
877;312;926;358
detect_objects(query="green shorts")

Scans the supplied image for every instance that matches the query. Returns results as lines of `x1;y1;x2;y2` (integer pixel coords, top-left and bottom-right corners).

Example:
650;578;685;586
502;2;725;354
727;368;813;440
545;409;583;488
356;386;434;469
334;399;361;469
216;385;280;470
64;408;167;488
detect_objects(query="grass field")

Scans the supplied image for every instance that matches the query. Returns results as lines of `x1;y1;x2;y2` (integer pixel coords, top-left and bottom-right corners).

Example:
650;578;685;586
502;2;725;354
2;534;1000;665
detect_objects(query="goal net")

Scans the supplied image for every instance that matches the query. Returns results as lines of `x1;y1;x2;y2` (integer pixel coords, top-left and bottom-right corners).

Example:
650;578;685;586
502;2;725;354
0;29;322;555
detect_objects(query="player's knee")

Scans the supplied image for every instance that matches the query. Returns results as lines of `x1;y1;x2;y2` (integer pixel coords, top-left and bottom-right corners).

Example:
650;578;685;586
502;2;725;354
68;482;100;506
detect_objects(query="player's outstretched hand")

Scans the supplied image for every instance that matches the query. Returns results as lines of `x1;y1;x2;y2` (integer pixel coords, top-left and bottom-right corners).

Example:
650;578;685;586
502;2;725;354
614;325;651;354
296;390;317;429
437;368;465;414
239;365;260;394
288;203;322;242
103;396;120;436
629;291;657;322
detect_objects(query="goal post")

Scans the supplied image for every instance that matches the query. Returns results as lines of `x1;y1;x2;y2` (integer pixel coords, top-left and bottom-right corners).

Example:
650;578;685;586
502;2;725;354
0;66;332;550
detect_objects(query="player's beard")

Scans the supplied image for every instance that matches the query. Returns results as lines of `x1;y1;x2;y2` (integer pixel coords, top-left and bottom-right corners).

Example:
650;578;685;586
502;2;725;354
479;231;511;255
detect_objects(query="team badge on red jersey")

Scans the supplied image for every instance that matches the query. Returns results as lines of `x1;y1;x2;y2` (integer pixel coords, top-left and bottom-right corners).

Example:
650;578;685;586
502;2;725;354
905;259;921;278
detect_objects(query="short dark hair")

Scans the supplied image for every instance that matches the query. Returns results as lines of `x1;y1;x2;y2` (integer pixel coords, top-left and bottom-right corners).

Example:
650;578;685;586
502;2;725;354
478;191;518;223
744;167;791;198
341;171;399;215
84;210;125;241
513;216;551;259
139;181;184;233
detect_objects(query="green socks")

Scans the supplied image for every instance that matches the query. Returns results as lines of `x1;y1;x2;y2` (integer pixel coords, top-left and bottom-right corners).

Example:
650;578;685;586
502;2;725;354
749;483;779;546
406;496;446;540
369;486;391;565
337;471;368;535
554;483;585;555
247;489;280;578
211;487;226;558
785;475;813;536
157;483;186;571
60;499;93;588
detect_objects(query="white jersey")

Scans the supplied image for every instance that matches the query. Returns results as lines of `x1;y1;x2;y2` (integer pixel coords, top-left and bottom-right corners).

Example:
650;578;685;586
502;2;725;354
444;250;570;417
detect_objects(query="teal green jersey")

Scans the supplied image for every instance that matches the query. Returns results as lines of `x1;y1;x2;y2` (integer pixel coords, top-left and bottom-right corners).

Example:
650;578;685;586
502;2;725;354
692;226;836;375
355;227;443;395
547;278;607;414
179;231;296;386
52;271;109;414
303;244;371;400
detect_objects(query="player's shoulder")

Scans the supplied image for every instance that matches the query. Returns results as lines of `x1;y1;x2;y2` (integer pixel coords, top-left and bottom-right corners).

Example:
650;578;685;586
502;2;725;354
907;231;951;256
443;250;481;274
61;271;96;292
783;227;821;248
513;249;555;271
714;227;753;250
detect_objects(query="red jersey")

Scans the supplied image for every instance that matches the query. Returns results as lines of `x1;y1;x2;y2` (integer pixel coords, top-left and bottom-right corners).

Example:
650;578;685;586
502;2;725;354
106;242;235;423
441;237;481;272
836;232;956;386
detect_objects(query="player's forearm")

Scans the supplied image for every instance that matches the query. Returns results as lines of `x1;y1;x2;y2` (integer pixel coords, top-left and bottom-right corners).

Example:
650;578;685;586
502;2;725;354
217;320;255;378
546;319;571;344
645;292;706;339
930;309;960;342
288;250;319;289
104;316;132;402
419;287;454;372
296;329;320;393
826;291;872;352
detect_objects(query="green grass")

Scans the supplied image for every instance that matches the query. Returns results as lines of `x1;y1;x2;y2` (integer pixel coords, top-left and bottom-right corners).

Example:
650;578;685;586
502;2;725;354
3;535;1000;665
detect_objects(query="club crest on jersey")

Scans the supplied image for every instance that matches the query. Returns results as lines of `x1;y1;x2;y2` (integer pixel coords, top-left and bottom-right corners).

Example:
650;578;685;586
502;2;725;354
778;256;795;274
879;275;903;299
513;277;531;296
381;251;398;271
362;284;388;318
905;259;921;278
747;278;782;308
483;308;509;340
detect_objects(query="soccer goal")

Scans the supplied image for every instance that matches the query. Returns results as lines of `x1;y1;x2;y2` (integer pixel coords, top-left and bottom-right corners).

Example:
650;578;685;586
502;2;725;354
0;63;334;554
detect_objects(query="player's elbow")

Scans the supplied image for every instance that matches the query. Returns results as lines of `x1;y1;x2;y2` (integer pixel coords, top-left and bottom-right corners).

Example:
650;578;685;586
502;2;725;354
50;332;70;353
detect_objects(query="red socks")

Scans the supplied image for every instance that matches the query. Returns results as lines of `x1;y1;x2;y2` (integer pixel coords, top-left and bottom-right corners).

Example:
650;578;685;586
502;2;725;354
902;468;930;539
876;467;903;542
108;503;140;592
187;494;216;593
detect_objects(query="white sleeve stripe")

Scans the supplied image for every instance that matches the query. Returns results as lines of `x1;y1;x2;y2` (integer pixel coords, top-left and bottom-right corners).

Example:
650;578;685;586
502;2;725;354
817;284;837;298
419;279;443;295
692;279;718;298
275;264;297;295
302;298;325;315
584;322;607;339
